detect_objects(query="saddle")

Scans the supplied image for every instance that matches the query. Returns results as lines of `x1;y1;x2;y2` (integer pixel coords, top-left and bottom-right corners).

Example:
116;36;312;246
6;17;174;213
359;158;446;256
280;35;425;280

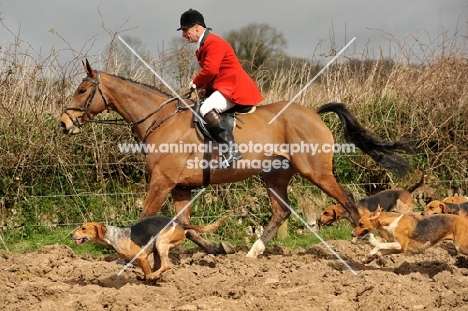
192;101;256;139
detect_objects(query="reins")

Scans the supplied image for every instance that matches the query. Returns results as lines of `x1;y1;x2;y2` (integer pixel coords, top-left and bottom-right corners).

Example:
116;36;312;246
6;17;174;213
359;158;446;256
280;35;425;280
65;71;196;143
132;95;190;143
63;71;113;128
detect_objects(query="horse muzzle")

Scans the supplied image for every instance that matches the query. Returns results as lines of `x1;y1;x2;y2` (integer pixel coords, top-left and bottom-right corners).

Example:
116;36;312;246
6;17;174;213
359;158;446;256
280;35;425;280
59;114;81;134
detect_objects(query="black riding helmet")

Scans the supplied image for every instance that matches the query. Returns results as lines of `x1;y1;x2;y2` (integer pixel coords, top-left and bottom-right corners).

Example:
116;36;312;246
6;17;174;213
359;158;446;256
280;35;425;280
177;9;206;30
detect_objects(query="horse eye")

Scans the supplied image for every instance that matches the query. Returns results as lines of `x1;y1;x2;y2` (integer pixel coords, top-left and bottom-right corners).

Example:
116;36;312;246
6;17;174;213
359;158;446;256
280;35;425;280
78;88;87;94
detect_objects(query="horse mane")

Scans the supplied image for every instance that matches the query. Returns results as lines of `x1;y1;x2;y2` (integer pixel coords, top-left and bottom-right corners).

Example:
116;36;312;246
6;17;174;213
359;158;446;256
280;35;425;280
107;73;173;97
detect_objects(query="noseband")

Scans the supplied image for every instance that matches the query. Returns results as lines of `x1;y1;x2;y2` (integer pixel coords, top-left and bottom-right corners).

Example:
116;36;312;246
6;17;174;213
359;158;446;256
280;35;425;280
64;72;195;143
63;71;111;128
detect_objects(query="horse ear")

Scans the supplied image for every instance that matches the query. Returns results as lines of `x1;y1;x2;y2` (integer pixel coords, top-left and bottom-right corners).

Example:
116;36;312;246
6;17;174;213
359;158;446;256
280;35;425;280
83;59;95;77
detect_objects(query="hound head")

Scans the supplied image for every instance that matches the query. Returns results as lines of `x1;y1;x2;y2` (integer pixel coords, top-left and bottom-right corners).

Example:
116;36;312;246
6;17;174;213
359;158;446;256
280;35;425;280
423;200;449;215
318;204;345;226
71;222;107;245
351;206;382;240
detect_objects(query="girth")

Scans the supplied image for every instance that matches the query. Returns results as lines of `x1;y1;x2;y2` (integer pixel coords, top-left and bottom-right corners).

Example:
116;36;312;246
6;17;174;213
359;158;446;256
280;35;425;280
191;101;255;187
193;102;255;140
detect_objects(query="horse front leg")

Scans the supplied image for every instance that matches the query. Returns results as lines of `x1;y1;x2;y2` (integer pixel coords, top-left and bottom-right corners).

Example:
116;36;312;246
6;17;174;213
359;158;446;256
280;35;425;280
140;175;174;219
171;187;235;254
246;169;294;258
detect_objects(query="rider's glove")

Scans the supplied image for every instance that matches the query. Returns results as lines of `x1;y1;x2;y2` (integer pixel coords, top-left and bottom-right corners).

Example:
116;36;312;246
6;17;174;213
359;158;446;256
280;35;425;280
189;80;197;89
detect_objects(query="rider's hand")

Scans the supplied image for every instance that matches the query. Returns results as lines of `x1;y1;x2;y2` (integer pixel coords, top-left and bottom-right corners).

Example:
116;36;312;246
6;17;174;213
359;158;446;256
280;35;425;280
198;88;207;98
189;80;197;89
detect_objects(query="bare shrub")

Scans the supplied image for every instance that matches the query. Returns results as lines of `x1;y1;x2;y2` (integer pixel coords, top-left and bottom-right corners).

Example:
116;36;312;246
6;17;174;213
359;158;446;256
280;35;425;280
0;20;467;237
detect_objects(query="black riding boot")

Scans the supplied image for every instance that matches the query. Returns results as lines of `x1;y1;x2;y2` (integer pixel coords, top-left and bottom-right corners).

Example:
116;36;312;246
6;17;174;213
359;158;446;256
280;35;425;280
204;109;242;168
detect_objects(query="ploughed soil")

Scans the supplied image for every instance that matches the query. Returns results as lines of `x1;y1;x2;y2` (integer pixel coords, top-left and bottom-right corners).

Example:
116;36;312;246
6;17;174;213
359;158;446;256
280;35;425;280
2;240;468;311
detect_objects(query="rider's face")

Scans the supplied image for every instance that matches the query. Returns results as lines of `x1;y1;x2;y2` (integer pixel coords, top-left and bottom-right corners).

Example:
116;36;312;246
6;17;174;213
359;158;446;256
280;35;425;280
181;25;201;43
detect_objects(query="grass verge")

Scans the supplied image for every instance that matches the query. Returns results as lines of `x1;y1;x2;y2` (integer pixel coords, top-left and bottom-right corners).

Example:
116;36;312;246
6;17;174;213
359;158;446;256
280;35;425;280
0;221;353;257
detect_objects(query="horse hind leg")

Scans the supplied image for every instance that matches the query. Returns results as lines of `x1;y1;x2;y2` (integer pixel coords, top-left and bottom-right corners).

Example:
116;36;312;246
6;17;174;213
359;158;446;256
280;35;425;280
292;153;360;226
171;188;235;255
246;168;295;258
308;171;359;226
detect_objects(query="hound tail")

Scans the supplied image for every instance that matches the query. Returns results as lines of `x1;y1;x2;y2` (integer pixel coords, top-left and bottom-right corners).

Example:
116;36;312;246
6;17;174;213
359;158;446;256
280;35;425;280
316;103;412;178
407;170;425;193
181;216;228;233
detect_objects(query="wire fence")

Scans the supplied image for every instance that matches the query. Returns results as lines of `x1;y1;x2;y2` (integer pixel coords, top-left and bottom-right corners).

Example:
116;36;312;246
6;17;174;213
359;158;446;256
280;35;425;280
2;152;468;228
2;156;467;192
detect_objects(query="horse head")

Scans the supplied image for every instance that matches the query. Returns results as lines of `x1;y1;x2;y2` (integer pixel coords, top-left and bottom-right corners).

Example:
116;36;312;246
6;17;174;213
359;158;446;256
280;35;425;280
60;59;111;134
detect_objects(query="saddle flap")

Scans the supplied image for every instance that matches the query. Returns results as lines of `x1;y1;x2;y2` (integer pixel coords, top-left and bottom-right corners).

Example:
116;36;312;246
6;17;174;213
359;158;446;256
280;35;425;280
224;105;255;114
193;103;237;140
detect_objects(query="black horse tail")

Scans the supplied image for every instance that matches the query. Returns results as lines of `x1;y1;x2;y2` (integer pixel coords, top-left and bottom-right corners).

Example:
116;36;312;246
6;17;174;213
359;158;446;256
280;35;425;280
316;103;412;178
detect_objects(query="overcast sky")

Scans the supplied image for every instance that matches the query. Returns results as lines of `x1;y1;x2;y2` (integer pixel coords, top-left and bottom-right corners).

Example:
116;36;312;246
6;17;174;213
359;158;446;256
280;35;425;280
1;0;467;65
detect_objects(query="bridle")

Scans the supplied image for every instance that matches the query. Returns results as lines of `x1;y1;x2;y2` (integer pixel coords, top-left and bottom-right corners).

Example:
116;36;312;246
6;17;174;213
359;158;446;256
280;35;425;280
63;71;114;129
63;71;195;143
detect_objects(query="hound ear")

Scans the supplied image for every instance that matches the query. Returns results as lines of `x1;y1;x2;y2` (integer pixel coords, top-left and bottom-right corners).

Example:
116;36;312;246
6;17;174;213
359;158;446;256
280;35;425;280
94;223;107;240
332;207;337;219
440;203;449;214
370;210;381;220
357;205;368;216
83;59;95;78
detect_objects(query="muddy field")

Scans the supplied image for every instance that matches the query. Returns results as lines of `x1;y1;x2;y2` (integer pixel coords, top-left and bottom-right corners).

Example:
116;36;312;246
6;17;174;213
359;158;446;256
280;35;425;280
1;239;468;311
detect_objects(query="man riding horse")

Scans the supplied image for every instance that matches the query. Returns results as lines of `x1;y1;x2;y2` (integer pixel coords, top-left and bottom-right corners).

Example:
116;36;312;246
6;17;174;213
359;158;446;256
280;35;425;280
60;12;411;258
177;9;264;168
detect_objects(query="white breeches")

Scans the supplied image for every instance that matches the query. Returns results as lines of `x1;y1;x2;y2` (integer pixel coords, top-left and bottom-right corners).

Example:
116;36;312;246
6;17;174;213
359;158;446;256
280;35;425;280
200;91;236;117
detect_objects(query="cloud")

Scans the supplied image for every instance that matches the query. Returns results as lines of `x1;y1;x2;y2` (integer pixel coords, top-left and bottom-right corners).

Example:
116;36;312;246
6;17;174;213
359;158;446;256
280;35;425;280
0;0;466;63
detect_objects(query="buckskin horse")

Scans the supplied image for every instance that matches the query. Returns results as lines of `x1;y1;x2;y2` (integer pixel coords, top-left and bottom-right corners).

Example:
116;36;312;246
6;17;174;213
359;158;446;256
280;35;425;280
60;60;410;258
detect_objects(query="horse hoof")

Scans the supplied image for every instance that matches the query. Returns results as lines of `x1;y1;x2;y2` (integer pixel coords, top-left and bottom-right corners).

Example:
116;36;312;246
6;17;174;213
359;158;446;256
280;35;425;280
116;258;129;265
221;241;236;254
362;254;378;264
245;239;266;258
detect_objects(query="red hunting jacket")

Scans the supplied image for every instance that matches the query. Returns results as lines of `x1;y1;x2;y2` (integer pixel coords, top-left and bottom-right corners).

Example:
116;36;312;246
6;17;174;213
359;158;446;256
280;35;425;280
193;32;264;106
